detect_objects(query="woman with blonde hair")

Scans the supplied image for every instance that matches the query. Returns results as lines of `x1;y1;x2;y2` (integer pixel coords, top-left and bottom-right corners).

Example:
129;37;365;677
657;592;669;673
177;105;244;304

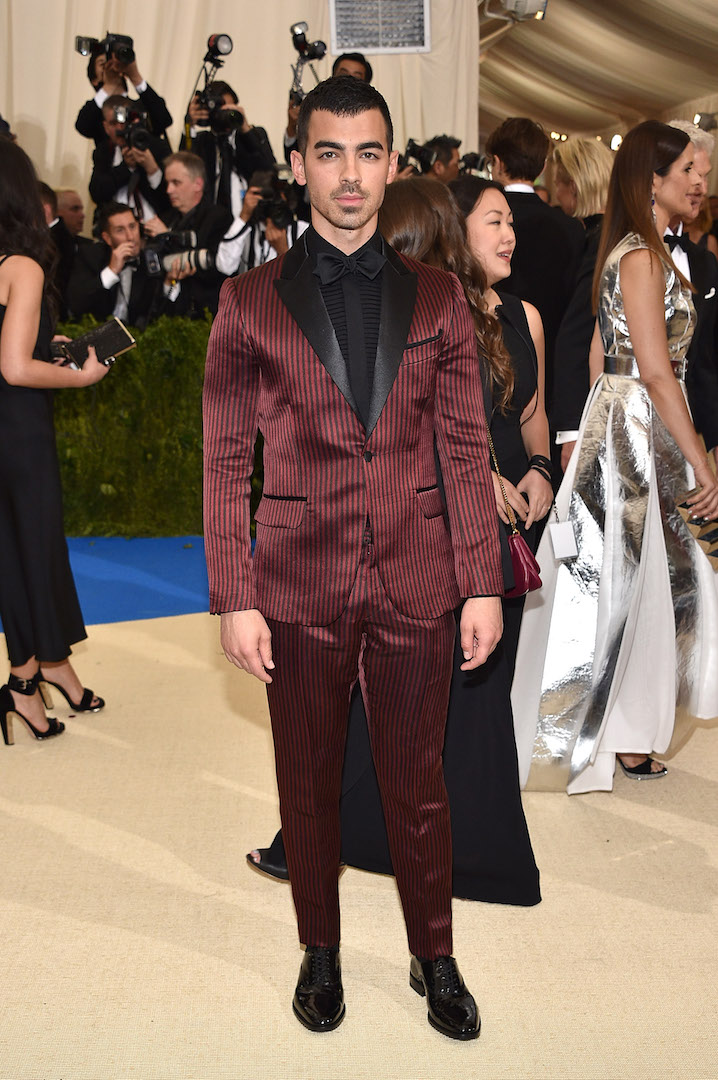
551;137;616;469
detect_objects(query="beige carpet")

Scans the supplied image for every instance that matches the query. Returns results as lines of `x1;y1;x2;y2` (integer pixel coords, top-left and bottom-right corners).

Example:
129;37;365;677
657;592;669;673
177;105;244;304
1;612;716;1080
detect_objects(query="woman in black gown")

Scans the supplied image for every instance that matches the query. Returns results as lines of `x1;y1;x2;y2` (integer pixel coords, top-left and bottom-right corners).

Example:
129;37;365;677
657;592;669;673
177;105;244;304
249;179;550;904
0;139;109;745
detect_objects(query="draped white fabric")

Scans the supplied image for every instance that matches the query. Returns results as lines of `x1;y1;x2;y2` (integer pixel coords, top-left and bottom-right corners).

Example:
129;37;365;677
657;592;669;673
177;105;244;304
0;0;479;216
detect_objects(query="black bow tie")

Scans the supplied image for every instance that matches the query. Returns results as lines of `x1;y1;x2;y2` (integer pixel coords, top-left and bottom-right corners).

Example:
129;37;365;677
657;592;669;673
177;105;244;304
313;245;386;286
664;232;687;253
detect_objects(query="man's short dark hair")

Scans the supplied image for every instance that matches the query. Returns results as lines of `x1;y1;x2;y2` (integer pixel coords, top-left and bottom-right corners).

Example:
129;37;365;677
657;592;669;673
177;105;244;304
38;181;57;218
331;52;373;83
424;135;461;169
102;94;129;118
485;117;550;182
98;200;136;237
207;80;238;105
295;76;393;156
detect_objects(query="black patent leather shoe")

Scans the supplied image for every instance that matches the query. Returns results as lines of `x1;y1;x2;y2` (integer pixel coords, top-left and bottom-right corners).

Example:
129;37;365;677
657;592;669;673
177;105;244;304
410;955;480;1040
292;945;345;1032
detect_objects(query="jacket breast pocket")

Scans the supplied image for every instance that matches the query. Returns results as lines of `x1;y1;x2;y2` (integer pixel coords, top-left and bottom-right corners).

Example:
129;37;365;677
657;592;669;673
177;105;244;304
402;331;443;366
254;495;306;529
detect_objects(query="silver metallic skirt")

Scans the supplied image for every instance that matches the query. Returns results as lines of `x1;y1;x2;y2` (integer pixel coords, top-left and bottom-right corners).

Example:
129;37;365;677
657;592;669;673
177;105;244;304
511;368;718;793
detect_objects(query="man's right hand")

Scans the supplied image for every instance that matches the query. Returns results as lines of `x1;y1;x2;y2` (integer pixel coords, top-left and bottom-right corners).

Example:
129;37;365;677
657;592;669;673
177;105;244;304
108;241;136;274
220;610;275;683
240;186;263;223
188;95;210;126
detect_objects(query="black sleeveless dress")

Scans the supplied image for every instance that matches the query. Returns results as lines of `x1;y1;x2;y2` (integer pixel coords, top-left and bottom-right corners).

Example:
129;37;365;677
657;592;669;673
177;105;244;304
0;256;87;665
264;294;541;906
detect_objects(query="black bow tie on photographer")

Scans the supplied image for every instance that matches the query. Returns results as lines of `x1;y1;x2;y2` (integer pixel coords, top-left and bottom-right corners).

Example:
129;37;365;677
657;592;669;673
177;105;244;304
313;246;386;286
664;232;687;253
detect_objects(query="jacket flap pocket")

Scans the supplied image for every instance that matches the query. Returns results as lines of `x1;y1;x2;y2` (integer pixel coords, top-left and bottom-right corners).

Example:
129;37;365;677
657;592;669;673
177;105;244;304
416;485;445;519
254;495;306;529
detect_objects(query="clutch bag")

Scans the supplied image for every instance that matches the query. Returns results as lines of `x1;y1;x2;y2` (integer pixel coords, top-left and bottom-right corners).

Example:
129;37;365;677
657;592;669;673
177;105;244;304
486;427;542;598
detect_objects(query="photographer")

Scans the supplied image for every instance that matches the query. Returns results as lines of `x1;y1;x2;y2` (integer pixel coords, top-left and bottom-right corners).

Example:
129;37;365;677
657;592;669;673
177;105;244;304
76;39;172;149
422;135;462;184
66;201;158;326
89;96;170;221
145;151;231;317
215;169;308;276
187;81;275;218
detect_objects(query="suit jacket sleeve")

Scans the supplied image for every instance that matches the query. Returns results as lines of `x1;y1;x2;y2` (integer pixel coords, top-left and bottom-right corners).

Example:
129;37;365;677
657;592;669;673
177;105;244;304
550;229;600;431
685;246;718;451
76;99;105;145
137;82;173;136
203;276;260;613
234;126;276;181
434;274;504;597
65;244;115;320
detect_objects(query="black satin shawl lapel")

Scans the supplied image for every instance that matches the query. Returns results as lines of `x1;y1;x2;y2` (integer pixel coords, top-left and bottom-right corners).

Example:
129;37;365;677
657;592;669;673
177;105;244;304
274;238;358;415
365;246;417;440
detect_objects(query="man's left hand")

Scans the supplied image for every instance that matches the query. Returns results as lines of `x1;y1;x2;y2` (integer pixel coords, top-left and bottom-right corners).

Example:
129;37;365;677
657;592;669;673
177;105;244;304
132;147;158;175
459;596;503;670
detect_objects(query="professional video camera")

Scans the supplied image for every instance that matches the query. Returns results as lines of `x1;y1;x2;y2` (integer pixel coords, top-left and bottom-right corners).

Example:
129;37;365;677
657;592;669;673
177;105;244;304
397;139;438;175
185;35;244;137
248;170;296;230
113;103;151;151
76;32;135;66
289;21;326;106
142;231;214;277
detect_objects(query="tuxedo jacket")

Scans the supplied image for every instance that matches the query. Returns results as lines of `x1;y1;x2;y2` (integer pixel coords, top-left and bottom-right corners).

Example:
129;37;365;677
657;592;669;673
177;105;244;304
191;126;276;193
76;83;173;148
203;236;504;625
161;199;232;318
498;192;586;408
684;238;718;451
65;241;159;325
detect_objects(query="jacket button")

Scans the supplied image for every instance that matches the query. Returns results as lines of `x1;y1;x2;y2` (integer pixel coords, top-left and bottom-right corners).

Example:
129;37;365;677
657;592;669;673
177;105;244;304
364;451;373;462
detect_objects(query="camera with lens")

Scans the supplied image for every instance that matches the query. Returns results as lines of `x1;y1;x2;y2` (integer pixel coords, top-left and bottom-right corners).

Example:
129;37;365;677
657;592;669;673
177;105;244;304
459;152;488;176
113;103;151;151
195;88;245;136
288;21;326;107
249;170;296;231
397;139;438;175
75;32;135;66
142;230;214;277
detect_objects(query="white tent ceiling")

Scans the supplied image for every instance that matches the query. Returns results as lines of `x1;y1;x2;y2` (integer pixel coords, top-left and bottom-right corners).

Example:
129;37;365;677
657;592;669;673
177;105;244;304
478;0;718;143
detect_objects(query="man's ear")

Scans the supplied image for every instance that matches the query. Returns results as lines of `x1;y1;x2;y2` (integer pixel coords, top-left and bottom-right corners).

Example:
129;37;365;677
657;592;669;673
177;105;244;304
387;150;399;185
101;231;111;248
290;148;307;187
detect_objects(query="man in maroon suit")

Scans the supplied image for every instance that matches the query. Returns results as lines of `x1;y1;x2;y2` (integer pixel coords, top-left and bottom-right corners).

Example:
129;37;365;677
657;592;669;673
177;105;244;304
203;77;504;1040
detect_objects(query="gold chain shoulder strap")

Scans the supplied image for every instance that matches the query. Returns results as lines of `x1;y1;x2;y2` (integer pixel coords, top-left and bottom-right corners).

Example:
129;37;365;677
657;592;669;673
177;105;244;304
485;424;519;536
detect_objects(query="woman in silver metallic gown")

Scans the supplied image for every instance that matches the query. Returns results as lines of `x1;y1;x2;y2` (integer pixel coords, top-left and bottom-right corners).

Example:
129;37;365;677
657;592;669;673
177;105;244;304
512;121;718;794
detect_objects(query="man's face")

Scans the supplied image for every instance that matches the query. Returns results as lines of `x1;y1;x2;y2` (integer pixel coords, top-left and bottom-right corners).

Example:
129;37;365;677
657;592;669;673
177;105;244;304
333;59;367;81
103;109;125;146
291;108;397;243
102;211;140;255
432;148;460;185
58;191;85;235
165;162;204;214
686;147;712;220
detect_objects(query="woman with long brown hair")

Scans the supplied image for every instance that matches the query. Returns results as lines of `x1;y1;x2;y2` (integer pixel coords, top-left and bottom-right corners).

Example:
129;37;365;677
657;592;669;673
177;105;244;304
0;137;109;745
513;121;718;793
248;178;541;907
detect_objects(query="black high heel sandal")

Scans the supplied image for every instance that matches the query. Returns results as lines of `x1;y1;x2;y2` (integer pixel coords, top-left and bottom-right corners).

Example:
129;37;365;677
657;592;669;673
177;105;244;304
1;672;65;745
39;674;104;713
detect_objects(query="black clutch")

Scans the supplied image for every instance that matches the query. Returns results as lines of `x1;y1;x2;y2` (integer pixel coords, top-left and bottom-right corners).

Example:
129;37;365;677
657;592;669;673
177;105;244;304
53;317;136;368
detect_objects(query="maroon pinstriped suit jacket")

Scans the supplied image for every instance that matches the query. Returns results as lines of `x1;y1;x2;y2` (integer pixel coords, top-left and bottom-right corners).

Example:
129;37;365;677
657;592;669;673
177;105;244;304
203;235;504;625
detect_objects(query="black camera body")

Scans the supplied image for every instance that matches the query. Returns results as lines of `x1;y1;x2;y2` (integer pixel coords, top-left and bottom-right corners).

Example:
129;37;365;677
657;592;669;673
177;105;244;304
195;90;245;136
249;171;295;231
398;139;438;175
112;104;151;151
76;32;135;66
459;152;488;176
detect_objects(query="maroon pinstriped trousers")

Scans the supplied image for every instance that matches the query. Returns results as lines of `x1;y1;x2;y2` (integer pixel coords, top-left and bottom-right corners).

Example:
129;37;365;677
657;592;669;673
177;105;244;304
266;526;455;959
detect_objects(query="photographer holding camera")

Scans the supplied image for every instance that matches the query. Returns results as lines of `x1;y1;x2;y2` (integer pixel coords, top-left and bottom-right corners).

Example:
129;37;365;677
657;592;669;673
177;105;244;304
76;35;172;149
144;151;232;317
66;201;158;326
215;168;308;276
186;81;275;219
89;96;170;222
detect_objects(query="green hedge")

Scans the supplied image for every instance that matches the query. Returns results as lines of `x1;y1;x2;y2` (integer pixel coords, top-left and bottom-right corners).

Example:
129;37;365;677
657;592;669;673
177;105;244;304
55;315;211;536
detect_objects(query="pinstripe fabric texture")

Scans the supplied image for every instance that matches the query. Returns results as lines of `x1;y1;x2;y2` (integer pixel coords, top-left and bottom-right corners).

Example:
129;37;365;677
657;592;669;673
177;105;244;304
202;237;504;957
203;240;504;623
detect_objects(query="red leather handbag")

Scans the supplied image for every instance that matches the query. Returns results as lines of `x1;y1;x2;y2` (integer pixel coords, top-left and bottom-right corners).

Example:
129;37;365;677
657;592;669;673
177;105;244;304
486;427;542;599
